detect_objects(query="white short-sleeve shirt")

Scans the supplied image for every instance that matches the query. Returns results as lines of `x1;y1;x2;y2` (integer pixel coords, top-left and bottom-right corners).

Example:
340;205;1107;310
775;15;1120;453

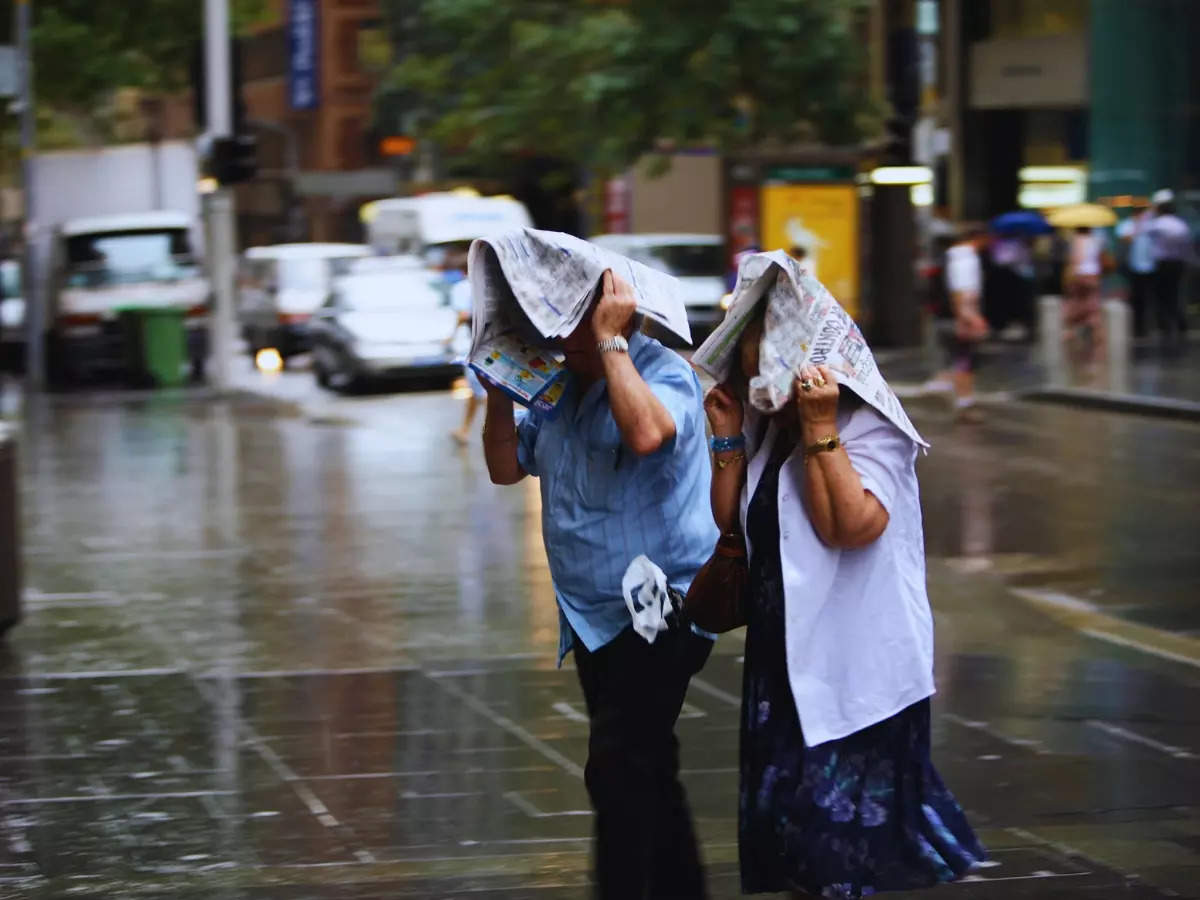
740;404;935;746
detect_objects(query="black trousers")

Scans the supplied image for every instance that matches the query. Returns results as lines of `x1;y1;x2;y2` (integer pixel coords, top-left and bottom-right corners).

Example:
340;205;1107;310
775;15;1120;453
1127;269;1154;338
1154;260;1187;344
573;625;713;900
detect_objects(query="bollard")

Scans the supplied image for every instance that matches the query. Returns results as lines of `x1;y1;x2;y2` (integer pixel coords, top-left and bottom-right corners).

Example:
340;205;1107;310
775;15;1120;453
0;424;19;637
1103;299;1131;394
1038;295;1066;386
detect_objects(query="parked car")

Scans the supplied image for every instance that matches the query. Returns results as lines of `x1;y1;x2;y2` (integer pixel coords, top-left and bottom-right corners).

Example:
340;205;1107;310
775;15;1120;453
308;261;465;391
0;260;23;372
590;233;728;338
239;243;372;363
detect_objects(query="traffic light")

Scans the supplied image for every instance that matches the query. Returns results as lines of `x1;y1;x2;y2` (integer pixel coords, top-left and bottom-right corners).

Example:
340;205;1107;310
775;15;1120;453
211;134;258;185
883;115;914;166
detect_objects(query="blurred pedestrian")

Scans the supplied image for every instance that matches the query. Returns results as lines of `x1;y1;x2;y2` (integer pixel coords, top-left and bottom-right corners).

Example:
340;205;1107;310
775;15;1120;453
704;301;985;897
1148;189;1191;349
1117;205;1155;339
944;226;988;422
481;270;717;899
989;235;1035;339
1063;226;1104;365
442;246;485;446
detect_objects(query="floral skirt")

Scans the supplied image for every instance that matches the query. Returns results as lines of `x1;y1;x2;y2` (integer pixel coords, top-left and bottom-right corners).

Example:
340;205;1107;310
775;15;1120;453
739;439;985;897
739;687;986;896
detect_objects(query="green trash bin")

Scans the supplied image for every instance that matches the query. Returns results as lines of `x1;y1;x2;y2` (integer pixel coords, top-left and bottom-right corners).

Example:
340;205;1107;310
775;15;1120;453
119;307;187;388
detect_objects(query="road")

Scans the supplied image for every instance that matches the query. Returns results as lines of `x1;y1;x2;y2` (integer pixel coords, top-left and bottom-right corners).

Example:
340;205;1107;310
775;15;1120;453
1;369;1198;898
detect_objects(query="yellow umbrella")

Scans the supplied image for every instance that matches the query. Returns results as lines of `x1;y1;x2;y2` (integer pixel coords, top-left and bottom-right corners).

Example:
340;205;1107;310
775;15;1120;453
1046;203;1118;229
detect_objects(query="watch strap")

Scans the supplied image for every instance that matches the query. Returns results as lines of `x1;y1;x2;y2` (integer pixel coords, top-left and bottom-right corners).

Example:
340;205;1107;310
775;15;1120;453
596;335;630;354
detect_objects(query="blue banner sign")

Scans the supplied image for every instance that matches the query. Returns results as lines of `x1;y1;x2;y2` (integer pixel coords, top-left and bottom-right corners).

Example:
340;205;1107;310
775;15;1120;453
288;0;319;110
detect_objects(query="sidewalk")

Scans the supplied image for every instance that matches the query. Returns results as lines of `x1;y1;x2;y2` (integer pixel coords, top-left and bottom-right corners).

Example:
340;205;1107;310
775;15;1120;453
878;338;1200;417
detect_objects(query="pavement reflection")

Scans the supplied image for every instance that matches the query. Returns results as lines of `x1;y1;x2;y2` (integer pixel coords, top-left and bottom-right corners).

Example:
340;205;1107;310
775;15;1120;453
1;386;1197;898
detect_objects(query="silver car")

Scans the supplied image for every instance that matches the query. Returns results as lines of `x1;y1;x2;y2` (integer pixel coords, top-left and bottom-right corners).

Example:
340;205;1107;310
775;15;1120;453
308;262;464;392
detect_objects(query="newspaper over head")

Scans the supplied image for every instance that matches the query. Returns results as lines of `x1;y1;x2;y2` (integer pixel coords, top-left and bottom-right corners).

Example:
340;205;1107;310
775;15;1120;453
692;250;928;449
466;228;692;415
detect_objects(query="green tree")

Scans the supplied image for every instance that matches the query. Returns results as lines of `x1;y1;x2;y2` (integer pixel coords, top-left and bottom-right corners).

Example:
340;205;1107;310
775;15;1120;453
30;0;267;111
378;0;881;174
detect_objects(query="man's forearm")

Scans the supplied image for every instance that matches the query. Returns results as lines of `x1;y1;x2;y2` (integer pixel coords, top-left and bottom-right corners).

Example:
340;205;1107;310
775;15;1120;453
600;350;676;456
482;392;525;484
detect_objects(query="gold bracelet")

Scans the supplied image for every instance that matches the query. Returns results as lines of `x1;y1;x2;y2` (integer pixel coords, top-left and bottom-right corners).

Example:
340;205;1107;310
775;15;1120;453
715;451;746;470
803;434;840;458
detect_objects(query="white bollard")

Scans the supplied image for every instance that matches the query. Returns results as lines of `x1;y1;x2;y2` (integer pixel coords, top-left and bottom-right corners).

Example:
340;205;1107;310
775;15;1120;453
1038;295;1065;386
1103;298;1131;394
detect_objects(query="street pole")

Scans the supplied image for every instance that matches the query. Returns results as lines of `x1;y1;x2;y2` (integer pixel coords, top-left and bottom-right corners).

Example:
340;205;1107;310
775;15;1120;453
204;0;237;390
16;0;43;390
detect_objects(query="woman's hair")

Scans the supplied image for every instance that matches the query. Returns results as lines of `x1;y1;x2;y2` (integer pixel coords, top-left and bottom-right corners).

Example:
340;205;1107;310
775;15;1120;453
838;384;866;414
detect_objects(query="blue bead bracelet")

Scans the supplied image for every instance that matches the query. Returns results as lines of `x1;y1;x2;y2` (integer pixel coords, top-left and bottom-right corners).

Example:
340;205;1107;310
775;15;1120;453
709;434;746;453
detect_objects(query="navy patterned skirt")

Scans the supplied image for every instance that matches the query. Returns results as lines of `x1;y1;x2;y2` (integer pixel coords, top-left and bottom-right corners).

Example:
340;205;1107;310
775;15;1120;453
739;440;985;897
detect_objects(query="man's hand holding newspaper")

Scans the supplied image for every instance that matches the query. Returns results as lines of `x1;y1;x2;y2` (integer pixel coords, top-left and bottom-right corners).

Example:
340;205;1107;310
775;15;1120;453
466;228;691;415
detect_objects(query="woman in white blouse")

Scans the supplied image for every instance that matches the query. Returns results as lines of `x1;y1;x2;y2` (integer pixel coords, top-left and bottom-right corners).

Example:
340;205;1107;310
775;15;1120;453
704;303;983;897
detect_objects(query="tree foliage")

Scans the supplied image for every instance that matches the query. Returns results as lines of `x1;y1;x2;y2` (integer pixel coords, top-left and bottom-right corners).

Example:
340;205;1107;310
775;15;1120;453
379;0;882;173
30;0;267;112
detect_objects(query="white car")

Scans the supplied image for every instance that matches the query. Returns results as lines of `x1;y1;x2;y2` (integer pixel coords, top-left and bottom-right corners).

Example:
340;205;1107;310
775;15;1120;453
239;243;373;363
0;260;23;371
590;233;728;336
307;263;465;391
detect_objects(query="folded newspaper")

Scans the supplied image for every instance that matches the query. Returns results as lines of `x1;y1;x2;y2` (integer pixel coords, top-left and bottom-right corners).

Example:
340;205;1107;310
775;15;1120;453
692;250;928;448
466;228;692;414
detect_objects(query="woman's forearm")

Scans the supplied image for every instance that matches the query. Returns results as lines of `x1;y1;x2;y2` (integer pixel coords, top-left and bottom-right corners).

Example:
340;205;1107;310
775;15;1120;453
800;422;888;549
710;451;746;533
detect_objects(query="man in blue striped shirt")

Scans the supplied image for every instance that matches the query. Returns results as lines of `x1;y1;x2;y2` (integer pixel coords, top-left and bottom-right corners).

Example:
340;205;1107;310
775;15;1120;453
483;270;718;899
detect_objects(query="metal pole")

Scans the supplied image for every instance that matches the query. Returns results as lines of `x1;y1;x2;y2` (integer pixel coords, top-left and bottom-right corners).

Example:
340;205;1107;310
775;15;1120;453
16;0;43;390
204;0;237;389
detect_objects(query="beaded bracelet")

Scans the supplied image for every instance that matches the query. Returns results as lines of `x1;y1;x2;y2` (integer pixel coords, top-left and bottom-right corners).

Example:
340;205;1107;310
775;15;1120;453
709;434;746;453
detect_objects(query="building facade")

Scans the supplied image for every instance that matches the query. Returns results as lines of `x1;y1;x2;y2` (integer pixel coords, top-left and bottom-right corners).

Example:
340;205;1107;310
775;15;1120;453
943;0;1200;219
236;0;393;246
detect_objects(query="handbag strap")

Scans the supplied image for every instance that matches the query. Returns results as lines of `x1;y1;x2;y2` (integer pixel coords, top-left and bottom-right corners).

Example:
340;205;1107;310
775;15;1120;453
714;532;747;559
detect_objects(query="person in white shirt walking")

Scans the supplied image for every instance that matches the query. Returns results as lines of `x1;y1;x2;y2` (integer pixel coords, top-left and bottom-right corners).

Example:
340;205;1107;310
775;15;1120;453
1148;189;1192;349
704;286;984;896
943;227;988;422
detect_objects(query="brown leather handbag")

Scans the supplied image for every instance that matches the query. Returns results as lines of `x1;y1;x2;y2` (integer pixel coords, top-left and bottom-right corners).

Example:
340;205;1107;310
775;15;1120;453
683;532;748;633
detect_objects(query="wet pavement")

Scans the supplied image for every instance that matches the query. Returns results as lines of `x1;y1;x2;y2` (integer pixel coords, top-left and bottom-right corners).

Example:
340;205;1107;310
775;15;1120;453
1;376;1199;898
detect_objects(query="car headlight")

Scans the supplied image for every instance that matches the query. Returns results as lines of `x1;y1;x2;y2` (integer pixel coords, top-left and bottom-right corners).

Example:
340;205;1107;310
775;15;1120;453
719;293;733;310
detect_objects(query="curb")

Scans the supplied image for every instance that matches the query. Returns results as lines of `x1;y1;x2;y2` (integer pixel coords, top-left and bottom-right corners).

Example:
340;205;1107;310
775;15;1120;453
1010;587;1200;670
1022;387;1200;422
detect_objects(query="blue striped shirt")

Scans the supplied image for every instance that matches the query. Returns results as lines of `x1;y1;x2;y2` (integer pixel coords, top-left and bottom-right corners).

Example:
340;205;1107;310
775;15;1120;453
516;332;719;664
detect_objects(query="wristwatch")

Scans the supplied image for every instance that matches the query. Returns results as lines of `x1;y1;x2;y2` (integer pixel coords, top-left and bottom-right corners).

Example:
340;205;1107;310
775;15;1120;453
804;434;841;458
596;335;630;354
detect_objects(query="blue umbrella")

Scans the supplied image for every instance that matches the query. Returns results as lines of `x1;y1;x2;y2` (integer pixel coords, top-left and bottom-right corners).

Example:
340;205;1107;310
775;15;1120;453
990;210;1052;236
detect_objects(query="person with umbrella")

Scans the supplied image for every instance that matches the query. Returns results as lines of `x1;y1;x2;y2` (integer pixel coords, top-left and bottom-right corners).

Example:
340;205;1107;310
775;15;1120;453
989;212;1049;338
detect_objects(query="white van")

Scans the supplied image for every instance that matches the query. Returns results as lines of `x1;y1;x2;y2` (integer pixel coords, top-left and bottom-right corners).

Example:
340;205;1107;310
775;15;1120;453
590;233;728;336
49;211;210;382
362;191;532;260
239;243;372;362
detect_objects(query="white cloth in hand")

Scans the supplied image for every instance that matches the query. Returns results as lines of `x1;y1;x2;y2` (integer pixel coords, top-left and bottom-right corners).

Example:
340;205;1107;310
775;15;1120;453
621;555;677;644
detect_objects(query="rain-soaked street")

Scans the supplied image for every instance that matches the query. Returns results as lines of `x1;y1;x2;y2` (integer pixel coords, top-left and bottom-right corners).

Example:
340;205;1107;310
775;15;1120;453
2;380;1199;899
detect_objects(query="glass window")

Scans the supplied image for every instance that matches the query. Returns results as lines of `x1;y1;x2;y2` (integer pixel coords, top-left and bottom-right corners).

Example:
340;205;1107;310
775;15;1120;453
65;229;196;287
635;244;725;277
339;274;439;311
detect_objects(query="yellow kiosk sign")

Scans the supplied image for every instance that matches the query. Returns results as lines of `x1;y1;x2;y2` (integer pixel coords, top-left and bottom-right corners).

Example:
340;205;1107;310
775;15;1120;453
760;183;860;319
